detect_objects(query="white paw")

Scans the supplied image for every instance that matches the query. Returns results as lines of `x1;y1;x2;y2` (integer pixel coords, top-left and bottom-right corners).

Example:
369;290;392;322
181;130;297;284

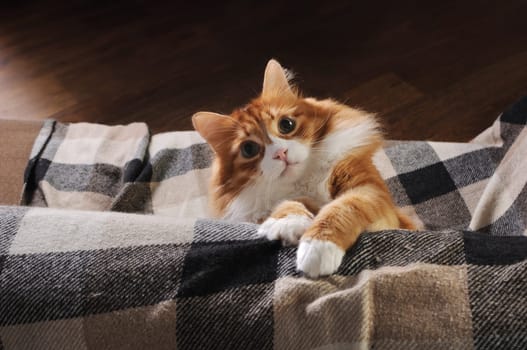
296;239;345;278
256;215;312;246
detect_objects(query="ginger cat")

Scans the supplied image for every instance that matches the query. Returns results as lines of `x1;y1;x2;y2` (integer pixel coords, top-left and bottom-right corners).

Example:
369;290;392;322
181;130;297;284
192;59;415;278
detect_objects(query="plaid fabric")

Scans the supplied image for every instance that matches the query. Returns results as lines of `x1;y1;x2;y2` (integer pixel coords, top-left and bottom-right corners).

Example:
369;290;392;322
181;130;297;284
21;99;527;236
0;97;525;348
1;209;527;349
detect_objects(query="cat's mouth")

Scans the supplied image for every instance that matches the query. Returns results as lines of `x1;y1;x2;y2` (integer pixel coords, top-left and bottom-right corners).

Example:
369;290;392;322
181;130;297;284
280;161;300;176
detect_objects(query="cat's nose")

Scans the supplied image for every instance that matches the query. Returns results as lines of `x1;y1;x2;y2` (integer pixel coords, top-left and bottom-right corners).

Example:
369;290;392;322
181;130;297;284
273;148;288;162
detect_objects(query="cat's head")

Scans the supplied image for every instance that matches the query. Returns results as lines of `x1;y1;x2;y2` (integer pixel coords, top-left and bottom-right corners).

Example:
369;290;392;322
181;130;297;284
193;59;381;218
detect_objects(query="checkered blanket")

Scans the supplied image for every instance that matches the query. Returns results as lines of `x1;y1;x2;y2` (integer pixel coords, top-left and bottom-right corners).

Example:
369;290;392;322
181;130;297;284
1;97;526;348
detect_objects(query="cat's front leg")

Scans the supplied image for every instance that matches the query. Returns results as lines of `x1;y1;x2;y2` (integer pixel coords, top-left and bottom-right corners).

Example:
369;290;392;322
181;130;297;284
297;184;401;278
257;198;319;246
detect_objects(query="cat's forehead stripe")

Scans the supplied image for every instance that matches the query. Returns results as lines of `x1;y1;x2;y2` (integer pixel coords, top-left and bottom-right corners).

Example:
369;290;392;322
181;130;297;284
232;107;272;142
269;105;296;118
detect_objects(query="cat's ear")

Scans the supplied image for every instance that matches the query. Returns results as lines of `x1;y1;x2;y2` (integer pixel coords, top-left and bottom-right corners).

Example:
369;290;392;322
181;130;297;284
262;59;296;100
192;112;238;154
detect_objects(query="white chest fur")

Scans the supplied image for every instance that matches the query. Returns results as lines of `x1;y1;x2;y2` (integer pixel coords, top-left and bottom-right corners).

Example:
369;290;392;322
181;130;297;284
223;158;334;223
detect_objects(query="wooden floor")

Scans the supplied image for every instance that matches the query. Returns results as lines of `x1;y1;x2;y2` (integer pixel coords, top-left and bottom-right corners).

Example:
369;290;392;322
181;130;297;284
1;0;526;141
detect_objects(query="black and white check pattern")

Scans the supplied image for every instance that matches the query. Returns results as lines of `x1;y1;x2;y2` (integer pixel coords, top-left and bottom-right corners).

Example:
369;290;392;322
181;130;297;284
0;97;525;349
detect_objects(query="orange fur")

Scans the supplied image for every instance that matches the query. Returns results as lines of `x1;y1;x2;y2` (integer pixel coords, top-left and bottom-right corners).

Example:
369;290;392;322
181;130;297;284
270;200;314;220
194;87;339;218
193;59;416;273
397;209;418;230
304;143;409;250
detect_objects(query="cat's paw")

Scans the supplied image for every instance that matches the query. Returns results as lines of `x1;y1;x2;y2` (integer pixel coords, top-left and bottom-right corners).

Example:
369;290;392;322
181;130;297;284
257;215;312;246
296;239;345;278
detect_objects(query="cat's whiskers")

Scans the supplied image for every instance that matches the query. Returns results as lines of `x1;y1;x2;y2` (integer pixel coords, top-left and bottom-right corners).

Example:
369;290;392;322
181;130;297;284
340;96;353;106
310;148;335;154
213;182;229;192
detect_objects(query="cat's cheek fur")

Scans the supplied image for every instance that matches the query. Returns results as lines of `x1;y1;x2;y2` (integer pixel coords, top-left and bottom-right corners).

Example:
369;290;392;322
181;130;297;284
296;239;345;278
260;149;286;180
257;215;313;246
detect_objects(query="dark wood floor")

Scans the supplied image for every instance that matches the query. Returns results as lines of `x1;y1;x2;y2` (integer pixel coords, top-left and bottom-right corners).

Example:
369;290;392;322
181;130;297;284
1;0;526;141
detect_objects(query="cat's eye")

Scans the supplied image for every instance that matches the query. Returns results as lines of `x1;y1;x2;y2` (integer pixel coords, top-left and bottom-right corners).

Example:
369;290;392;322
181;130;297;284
240;140;261;158
278;117;296;134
